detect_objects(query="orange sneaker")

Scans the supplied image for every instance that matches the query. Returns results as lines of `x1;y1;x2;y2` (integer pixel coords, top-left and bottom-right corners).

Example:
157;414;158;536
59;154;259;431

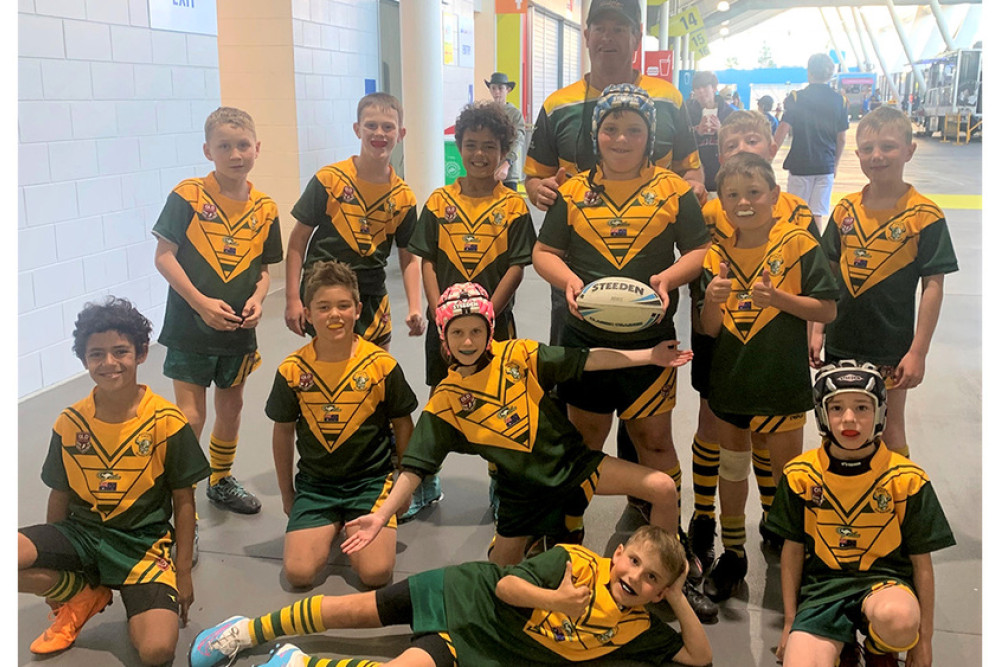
29;585;112;654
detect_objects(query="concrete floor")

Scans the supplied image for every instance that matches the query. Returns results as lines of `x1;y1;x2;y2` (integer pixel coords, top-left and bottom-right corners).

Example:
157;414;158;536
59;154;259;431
17;130;982;666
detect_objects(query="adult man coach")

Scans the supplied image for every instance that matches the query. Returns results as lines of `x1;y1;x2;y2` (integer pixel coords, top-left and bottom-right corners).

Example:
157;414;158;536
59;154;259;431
773;53;850;229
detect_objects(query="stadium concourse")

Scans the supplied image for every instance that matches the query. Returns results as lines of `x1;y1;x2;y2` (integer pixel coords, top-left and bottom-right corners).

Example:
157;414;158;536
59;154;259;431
17;130;982;665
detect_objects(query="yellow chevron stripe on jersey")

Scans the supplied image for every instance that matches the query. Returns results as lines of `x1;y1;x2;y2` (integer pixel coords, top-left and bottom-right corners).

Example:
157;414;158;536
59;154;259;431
831;190;945;298
706;223;818;343
53;390;189;523
123;532;177;589
277;339;397;453
360;293;392;344
426;340;545;453
562;166;688;269
173;176;279;283
704;192;816;243
316;161;412;258
783;445;931;572
522;544;652;659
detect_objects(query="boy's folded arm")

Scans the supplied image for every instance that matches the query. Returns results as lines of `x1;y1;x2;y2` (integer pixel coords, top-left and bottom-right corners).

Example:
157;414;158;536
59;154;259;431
495;573;558;611
772;293;837;324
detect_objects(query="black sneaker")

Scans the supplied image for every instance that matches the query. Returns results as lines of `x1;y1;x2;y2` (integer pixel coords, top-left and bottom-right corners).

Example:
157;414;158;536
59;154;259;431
759;517;785;551
683;578;719;623
687;514;717;574
207;476;261;514
703;550;748;602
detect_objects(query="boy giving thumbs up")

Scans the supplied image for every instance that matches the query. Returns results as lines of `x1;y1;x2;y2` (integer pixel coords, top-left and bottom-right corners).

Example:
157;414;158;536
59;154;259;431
696;153;839;602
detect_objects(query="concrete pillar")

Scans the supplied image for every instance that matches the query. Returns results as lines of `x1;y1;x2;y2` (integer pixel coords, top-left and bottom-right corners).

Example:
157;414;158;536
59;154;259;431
928;0;957;52
835;7;863;70
474;0;496;103
858;8;902;103
400;0;445;204
851;7;872;72
884;0;926;92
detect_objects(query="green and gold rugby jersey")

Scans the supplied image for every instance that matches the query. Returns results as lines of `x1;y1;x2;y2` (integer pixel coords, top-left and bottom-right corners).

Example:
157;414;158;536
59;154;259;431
702;191;820;244
700;222;839;415
525;73;700;180
407;180;536;313
539;164;710;344
421;545;683;666
401;339;603;503
153;172;283;355
821;186;959;365
767;444;954;607
265;337;418;484
292;157;417;296
41;387;209;531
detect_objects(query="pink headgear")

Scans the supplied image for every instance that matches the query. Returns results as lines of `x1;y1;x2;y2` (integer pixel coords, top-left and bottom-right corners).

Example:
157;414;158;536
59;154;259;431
435;282;495;356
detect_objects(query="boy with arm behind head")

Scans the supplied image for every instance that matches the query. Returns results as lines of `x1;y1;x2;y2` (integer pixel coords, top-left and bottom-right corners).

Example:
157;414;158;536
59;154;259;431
152;106;283;514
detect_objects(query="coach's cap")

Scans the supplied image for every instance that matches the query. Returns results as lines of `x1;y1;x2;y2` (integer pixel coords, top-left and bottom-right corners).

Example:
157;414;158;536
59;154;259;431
587;0;641;30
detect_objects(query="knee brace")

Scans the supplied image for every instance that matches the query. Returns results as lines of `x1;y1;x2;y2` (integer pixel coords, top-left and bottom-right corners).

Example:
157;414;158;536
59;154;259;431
718;448;752;482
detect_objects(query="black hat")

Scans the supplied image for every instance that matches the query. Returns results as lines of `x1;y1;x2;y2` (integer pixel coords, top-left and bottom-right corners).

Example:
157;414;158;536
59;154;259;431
587;0;641;30
484;72;516;91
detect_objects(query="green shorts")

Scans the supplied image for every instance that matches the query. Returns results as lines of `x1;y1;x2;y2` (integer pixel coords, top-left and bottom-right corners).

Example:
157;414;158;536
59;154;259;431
558;325;677;418
495;453;605;538
792;579;910;644
287;472;398;532
163;348;261;388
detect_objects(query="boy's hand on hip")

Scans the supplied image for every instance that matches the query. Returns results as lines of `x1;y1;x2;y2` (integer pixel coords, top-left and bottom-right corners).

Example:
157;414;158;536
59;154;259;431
197;298;243;331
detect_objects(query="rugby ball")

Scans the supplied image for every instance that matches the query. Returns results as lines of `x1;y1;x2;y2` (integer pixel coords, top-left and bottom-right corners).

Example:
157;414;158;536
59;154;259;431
576;277;663;333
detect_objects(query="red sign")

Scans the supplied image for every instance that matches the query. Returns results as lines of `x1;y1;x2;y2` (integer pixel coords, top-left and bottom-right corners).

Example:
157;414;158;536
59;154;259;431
495;0;528;13
643;50;674;83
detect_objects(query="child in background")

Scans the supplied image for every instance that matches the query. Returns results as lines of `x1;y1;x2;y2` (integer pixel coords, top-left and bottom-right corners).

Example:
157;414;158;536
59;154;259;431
699;153;838;602
19;298;209;664
153;106;283;514
769;361;954;667
811;105;959;458
266;261;418;590
190;527;713;667
284;92;424;348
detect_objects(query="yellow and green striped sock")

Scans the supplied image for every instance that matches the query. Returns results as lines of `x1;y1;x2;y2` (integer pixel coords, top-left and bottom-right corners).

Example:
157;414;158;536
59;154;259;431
40;570;85;603
691;436;720;519
752;446;776;520
209;434;238;486
720;514;747;558
248;595;327;646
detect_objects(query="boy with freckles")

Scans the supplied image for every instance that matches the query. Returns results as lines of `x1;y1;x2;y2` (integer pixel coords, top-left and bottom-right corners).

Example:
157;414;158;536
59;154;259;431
698;153;838;602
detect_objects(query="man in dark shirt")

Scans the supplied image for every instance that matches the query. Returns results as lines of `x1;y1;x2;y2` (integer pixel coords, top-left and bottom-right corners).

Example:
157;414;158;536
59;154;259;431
774;53;849;229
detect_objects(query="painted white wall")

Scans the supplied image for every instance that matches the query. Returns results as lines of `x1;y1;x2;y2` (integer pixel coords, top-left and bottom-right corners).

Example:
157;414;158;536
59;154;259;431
18;0;221;397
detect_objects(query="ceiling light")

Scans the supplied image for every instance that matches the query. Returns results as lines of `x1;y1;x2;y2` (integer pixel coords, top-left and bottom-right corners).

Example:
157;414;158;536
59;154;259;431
720;26;730;36
717;1;731;11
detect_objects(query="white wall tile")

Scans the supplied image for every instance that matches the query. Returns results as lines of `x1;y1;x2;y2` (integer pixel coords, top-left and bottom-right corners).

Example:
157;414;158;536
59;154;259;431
102;210;146;247
116;100;159;135
19;0;36;13
19;101;74;143
151;30;187;65
137;133;177;170
320;25;339;50
19;188;27;229
155;100;193;134
292;19;303;44
49;140;99;181
96;136;141;175
19;59;44;100
83;248;129;291
19;305;65;355
23;181;78;226
292;0;310;20
41;343;87;388
55;215;105;260
204;70;221;100
71;101;119;139
34;0;85;19
146;303;165;338
114;277;151;309
33;259;86;307
125;239;156;280
127;0;148;27
171;67;205;99
120;170;163;207
186;34;218;67
110;25;153;62
302;22;322;48
19;353;44;398
133;64;172;98
64;19;112;60
293;48;310;73
77;176;124;216
174;131;205;163
19;226;58;271
19;272;36;315
85;0;129;25
20;14;66;59
40;59;93;100
59;294;105;338
158;165;199;195
19;142;51;186
92;62;136;99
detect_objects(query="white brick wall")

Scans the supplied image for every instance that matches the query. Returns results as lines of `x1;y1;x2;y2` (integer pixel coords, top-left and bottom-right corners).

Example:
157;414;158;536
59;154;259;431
18;6;220;397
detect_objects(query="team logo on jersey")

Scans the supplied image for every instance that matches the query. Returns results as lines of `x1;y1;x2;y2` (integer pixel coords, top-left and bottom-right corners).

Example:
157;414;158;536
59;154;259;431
498;406;520;427
385;198;397;215
342;186;356;202
642;190;656;206
766;255;784;276
872;486;892;513
249;215;259;232
98;470;120;481
463;234;479;252
201;203;218;220
852;248;870;268
459;392;476;411
322;403;341;422
839;217;855;235
886;221;906;242
156;557;170;571
353;374;370;391
837;526;860;548
135;434;153;456
359;217;371;234
445;205;458;222
736;291;753;311
223;236;238;255
810;485;824;506
298;372;315;390
598;628;617;643
492;209;505;225
75;432;92;453
504;363;522;381
583;190;601;207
